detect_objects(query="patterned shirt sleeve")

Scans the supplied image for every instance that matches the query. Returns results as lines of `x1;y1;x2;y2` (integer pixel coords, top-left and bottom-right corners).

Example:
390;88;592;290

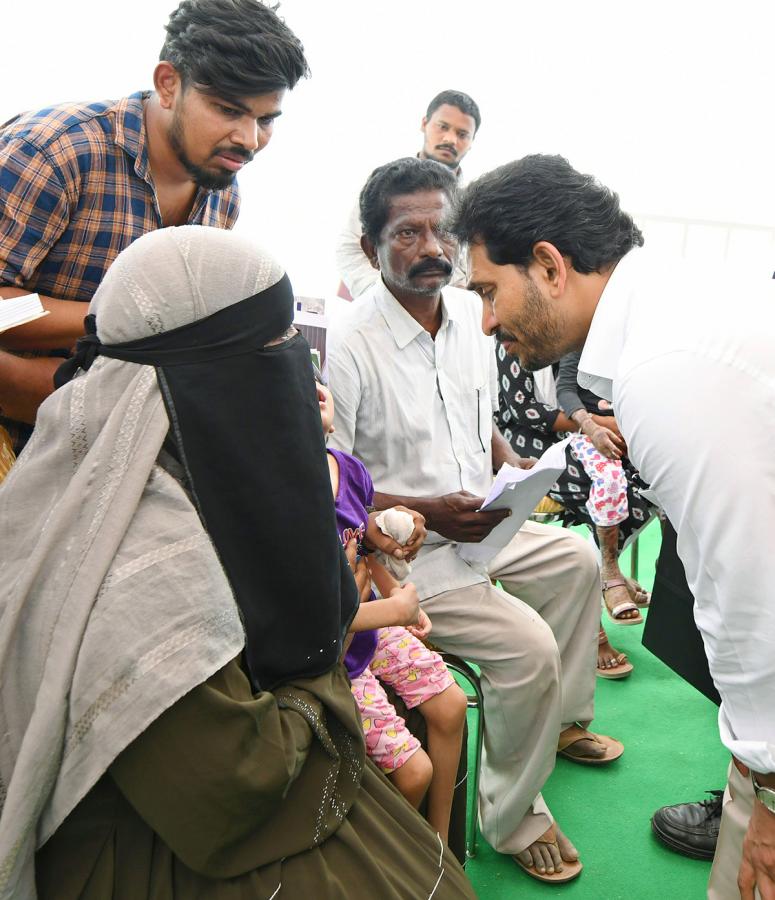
0;138;71;288
495;343;560;435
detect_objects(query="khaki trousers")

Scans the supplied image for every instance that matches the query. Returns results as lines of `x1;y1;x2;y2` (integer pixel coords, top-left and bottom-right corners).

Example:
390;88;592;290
419;521;600;854
708;761;761;899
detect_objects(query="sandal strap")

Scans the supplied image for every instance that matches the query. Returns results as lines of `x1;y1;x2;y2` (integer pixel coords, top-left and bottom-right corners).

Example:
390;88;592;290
601;578;628;592
610;600;639;617
557;724;604;752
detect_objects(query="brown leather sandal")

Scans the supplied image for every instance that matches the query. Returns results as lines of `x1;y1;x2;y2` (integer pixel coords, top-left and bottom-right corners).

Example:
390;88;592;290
557;723;624;765
513;825;583;883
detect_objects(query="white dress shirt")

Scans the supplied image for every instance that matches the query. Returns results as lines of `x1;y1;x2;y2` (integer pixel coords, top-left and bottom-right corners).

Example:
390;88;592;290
327;279;497;501
579;248;775;773
326;279;502;597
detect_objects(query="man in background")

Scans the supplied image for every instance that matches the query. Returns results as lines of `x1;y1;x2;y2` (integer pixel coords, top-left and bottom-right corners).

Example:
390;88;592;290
0;0;308;451
334;89;480;299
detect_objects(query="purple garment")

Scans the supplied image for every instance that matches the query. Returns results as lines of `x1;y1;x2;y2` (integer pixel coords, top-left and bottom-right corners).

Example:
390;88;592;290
329;449;379;679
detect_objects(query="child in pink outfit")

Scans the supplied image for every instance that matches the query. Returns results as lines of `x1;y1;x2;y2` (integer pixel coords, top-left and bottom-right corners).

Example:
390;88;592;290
317;377;467;843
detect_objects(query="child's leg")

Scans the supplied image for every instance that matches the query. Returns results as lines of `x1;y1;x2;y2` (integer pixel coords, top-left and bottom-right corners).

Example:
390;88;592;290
388;747;434;809
350;665;432;808
569;435;636;619
417;684;467;841
569;433;629;529
371;626;467;841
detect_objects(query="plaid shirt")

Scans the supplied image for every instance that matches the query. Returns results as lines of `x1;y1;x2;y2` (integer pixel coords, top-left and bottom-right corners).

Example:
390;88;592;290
0;91;240;448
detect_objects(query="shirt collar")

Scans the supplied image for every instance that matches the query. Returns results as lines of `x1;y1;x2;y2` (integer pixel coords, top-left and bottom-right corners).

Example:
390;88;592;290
113;91;152;181
375;279;458;350
577;247;642;403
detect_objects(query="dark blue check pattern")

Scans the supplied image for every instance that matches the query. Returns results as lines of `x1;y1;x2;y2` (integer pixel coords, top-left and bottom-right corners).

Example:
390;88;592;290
0;91;239;301
0;92;240;450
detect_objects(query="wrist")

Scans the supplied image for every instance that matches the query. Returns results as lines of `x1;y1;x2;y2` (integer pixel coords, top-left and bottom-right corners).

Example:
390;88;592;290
571;411;592;434
419;498;438;532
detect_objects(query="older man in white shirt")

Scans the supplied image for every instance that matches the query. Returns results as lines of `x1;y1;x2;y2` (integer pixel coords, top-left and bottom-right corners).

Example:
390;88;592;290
327;156;621;885
455;152;775;899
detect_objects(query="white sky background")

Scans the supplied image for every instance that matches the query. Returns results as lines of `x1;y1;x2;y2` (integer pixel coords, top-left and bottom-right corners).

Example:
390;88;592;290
2;0;774;294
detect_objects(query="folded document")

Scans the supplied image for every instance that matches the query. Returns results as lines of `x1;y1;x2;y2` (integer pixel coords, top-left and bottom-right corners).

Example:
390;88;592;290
457;436;573;567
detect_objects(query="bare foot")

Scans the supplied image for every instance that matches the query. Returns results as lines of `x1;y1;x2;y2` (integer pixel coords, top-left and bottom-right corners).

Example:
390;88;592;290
598;629;629;671
515;824;579;876
602;579;641;621
625;576;650;606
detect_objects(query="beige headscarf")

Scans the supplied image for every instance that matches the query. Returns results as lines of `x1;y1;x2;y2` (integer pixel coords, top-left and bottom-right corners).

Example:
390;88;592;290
0;226;284;899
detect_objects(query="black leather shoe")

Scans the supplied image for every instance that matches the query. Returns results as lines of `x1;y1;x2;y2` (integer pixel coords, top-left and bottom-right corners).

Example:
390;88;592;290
651;791;723;860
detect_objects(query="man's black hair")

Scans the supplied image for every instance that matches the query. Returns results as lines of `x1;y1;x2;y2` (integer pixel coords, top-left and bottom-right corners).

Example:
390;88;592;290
161;0;309;96
426;90;481;133
359;157;458;245
451;154;644;274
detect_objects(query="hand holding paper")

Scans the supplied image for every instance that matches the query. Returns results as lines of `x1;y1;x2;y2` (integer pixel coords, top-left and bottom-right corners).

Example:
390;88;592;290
457;436;573;566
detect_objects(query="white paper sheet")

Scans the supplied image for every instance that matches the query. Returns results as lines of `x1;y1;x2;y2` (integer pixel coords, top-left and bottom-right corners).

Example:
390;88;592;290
457;436;573;566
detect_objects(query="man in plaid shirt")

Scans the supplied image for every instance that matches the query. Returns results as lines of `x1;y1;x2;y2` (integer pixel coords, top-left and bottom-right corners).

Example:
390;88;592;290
0;0;309;451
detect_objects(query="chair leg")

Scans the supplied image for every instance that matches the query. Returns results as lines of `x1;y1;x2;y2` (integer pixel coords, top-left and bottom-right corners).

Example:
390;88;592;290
630;532;640;580
467;677;485;858
443;657;485;859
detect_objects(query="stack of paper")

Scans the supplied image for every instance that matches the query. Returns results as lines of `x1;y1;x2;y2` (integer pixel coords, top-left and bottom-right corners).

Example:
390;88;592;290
458;436;573;566
0;294;48;334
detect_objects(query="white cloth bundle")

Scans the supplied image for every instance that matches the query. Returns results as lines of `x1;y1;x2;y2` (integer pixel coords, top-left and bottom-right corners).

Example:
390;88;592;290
374;508;415;581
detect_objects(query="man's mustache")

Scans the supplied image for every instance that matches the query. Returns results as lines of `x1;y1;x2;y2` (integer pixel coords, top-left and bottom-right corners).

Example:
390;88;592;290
435;144;458;157
495;329;518;344
408;259;454;278
213;145;255;163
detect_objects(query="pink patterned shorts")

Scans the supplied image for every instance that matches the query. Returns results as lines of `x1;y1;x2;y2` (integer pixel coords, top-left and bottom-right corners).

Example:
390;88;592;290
350;626;455;773
569;433;629;527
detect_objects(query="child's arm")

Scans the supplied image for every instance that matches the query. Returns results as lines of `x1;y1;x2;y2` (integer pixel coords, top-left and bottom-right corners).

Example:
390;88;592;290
348;587;418;632
344;557;418;632
366;557;401;597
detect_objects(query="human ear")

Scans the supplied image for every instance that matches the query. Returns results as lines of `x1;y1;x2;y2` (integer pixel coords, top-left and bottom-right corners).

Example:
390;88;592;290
360;235;380;271
153;62;182;110
531;241;568;297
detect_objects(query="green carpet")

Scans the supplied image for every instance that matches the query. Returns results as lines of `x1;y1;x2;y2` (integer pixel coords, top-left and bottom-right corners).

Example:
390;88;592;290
464;519;728;899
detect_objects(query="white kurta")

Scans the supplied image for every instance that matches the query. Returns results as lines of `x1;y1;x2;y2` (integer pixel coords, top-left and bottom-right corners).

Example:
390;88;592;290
579;248;775;774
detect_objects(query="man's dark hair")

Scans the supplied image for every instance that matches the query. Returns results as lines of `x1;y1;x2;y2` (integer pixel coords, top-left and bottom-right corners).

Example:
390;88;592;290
161;0;309;96
359;157;457;244
451;154;644;274
426;90;481;133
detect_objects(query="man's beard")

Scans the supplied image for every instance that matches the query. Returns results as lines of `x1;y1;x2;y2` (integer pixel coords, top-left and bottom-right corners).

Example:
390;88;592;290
497;276;566;372
168;109;251;191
